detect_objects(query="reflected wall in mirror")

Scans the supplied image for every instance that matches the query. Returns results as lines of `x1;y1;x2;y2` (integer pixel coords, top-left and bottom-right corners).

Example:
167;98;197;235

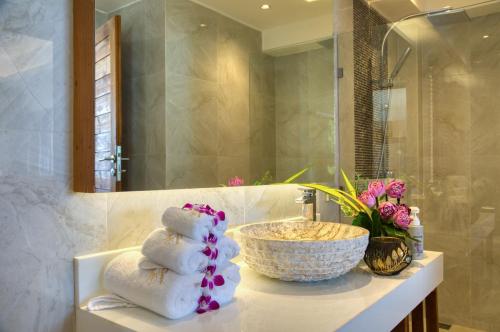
75;0;335;192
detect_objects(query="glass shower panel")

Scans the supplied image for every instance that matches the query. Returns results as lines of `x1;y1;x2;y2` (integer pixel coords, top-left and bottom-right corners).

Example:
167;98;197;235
419;5;500;330
337;0;500;330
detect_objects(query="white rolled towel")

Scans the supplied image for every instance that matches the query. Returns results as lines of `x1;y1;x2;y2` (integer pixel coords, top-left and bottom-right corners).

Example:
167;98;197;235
162;207;228;241
104;251;240;320
141;228;209;275
217;236;240;264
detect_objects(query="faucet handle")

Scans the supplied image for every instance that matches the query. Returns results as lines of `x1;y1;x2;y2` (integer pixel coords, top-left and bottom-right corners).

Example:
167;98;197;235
297;187;316;198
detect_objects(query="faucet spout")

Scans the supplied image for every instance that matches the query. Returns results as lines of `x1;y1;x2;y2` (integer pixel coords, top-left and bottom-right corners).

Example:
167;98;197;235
296;188;317;221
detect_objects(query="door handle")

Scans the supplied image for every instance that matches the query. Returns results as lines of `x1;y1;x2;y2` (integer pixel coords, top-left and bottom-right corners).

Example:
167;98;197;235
98;148;129;182
115;145;129;182
99;155;116;162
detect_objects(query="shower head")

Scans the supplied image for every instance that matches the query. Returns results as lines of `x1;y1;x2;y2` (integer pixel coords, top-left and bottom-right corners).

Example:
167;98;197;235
389;47;412;81
427;8;471;26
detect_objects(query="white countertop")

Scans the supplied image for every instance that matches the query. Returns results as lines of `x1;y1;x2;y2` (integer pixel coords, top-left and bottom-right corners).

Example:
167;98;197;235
76;250;443;332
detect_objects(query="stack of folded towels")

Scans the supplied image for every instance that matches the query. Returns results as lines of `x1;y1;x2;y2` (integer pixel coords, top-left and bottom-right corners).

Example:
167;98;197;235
88;203;241;320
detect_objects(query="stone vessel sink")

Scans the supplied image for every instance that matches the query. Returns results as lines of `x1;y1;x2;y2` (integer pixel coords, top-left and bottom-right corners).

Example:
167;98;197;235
237;221;369;282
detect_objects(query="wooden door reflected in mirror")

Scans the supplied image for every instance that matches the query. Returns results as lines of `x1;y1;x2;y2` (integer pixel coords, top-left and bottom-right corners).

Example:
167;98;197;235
94;16;123;192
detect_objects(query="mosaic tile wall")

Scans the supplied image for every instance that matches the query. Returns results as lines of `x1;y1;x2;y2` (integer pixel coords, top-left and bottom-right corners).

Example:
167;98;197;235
352;0;388;179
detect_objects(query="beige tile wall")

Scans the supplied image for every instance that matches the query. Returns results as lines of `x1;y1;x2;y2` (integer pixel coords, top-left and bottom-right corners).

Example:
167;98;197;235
163;0;276;189
274;47;336;184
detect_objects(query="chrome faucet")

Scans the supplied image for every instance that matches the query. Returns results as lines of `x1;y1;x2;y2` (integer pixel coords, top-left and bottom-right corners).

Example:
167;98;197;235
295;188;317;221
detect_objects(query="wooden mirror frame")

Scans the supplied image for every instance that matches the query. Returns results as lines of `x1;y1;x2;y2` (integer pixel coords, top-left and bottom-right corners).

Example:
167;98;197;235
73;0;96;192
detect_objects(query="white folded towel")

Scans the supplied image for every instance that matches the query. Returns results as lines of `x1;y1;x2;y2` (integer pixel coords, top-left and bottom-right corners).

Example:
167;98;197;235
103;251;240;320
141;228;209;275
87;294;137;311
139;235;239;272
217;236;240;264
162;207;228;242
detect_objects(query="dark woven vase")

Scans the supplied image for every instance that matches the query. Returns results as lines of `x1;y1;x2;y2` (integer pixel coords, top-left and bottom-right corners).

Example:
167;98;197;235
364;237;412;276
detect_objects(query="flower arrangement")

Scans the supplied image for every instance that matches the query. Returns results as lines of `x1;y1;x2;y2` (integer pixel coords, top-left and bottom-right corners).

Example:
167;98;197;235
353;178;415;240
288;168;415;241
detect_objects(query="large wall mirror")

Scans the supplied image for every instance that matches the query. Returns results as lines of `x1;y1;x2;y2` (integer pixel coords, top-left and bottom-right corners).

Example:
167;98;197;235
74;0;335;192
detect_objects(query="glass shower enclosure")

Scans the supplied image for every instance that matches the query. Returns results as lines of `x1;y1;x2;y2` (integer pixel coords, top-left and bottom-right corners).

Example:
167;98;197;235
335;0;500;330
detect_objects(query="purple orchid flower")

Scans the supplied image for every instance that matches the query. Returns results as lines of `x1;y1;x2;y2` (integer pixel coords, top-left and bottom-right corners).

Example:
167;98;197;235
201;275;225;290
210;248;219;260
206;265;216;274
196;295;220;314
205;233;218;244
202;246;212;257
216;211;225;221
213;275;225;286
201;265;225;290
183;203;216;216
182;203;193;210
183;203;227;227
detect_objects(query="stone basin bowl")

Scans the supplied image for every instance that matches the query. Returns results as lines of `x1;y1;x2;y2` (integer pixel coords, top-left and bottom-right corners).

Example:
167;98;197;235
237;221;369;282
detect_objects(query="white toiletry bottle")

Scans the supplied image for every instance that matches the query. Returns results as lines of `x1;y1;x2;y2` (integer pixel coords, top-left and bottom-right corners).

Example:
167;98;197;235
408;207;424;259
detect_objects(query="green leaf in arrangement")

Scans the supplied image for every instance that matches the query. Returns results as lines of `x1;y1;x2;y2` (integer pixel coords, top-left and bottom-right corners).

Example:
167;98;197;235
352;212;372;233
381;224;417;242
335;188;374;218
283;167;310;184
341;169;357;197
370;210;383;237
330;195;358;218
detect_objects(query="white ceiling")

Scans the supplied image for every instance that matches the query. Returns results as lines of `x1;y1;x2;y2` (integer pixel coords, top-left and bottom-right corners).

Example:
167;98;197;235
367;0;500;22
366;0;420;21
96;0;333;31
192;0;333;30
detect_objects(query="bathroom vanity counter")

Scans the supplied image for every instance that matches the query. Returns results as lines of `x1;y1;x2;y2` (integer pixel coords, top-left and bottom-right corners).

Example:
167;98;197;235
75;249;443;332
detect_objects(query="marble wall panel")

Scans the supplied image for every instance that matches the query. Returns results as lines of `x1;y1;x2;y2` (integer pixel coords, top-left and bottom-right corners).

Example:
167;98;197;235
105;184;300;249
165;76;218;157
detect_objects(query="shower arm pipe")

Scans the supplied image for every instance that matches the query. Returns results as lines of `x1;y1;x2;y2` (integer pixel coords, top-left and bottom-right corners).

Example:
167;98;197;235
380;8;452;69
380;0;500;72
